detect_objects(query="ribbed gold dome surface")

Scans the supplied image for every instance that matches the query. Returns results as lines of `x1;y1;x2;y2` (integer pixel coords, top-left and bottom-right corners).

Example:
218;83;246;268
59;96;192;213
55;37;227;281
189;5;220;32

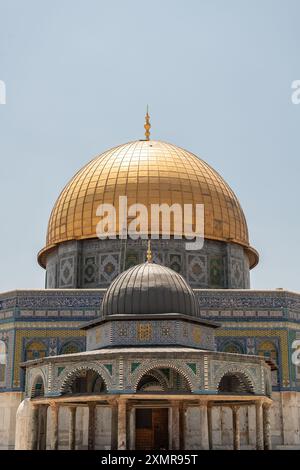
38;140;258;268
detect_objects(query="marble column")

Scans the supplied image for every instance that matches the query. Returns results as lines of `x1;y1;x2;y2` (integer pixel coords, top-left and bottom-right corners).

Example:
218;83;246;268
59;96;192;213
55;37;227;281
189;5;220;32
171;401;180;450
179;402;186;450
110;400;118;450
255;401;263;450
68;407;76;450
199;401;209;450
88;403;96;450
38;405;48;450
129;407;136;450
117;399;127;450
232;406;240;450
207;405;213;450
50;403;59;450
263;403;272;450
29;405;40;450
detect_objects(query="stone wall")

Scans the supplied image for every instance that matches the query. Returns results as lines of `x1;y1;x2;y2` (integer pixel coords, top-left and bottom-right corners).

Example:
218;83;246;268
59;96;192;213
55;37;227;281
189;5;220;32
0;392;23;449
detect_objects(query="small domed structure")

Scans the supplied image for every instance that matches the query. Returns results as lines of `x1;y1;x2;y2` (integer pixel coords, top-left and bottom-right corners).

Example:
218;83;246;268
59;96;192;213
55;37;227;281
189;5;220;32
100;261;199;317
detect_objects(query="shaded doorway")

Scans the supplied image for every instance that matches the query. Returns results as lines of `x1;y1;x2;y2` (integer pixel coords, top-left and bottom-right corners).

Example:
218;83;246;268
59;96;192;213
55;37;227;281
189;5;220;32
135;408;169;450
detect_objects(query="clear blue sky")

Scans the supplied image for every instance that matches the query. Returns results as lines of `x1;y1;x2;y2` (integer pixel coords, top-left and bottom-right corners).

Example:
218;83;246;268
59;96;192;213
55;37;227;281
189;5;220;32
0;0;299;291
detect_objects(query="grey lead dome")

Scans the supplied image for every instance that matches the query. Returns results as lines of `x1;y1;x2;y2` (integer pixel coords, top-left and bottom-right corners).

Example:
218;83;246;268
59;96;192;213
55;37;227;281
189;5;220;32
100;262;199;317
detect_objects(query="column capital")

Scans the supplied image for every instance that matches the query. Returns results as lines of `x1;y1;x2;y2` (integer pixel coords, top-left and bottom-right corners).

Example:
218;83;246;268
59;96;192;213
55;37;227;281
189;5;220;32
198;399;208;407
262;401;272;409
107;397;118;407
171;399;180;407
31;402;40;410
232;405;240;413
49;401;59;411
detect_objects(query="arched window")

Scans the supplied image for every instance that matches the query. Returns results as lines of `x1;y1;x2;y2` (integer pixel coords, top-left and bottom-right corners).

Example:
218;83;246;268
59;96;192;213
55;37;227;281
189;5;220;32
25;341;47;361
218;372;254;395
136;367;191;393
257;341;278;363
0;340;7;384
60;342;81;355
137;374;165;392
222;341;244;354
63;369;107;395
31;376;45;398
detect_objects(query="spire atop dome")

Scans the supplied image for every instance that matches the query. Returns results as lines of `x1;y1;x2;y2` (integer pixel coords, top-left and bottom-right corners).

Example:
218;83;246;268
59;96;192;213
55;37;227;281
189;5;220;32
146;239;152;262
144;105;151;140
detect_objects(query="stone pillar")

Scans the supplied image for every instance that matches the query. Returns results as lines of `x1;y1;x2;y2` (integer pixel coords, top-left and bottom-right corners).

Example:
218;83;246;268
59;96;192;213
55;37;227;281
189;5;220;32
263;403;272;450
88;403;96;450
232;406;240;450
38;405;48;450
171;401;180;450
199;401;209;450
110;400;118;450
29;405;40;450
50;403;59;450
255;401;263;450
129;407;136;450
179;403;186;450
69;407;76;450
207;405;213;450
117;399;127;450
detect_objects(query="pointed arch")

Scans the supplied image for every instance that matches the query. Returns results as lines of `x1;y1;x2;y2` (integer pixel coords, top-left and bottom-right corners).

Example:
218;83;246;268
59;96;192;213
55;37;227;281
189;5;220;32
131;360;195;392
58;363;112;394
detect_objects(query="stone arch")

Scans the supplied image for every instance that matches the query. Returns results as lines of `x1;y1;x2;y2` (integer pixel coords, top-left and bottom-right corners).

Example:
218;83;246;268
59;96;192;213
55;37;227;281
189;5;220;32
29;369;47;398
214;366;256;394
218;372;254;394
131;360;195;392
137;369;169;391
58;363;112;394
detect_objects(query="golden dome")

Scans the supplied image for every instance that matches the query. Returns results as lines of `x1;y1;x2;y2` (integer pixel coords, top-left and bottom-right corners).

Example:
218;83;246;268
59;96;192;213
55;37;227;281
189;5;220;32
38;140;258;268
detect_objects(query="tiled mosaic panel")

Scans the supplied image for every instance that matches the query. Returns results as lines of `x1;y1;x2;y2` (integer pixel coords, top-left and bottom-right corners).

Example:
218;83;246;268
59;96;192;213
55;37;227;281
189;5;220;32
45;238;250;289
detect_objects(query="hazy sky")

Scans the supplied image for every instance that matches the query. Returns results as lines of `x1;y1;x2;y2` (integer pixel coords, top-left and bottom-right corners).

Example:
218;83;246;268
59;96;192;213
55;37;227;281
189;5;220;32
0;0;299;292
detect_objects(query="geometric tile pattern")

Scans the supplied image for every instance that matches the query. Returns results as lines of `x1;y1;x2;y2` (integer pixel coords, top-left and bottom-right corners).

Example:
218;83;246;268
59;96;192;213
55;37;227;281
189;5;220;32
187;254;207;285
24;348;269;397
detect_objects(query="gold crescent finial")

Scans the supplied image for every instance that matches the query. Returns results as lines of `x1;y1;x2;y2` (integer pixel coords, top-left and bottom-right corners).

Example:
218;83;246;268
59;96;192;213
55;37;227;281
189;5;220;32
146;239;152;262
144;105;151;140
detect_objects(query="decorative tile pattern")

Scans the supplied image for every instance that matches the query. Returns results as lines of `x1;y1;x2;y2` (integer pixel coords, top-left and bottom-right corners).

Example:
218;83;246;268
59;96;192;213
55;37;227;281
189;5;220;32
83;256;97;285
59;257;75;288
24;349;268;398
187;254;207;285
99;253;119;284
209;256;224;288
